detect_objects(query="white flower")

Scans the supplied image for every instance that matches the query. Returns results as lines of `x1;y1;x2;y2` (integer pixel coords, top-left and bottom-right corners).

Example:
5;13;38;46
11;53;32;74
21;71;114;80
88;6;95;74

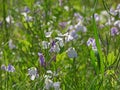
21;12;33;22
94;13;100;22
44;78;53;90
114;20;120;28
65;30;79;42
53;43;60;53
28;67;38;80
45;31;53;38
42;41;49;49
64;6;69;11
55;37;64;47
6;15;14;24
58;39;64;47
47;70;53;74
110;8;118;16
117;4;120;10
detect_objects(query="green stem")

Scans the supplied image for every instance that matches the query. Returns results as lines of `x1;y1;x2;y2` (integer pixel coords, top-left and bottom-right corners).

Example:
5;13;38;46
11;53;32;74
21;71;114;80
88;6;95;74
93;15;104;74
3;0;8;42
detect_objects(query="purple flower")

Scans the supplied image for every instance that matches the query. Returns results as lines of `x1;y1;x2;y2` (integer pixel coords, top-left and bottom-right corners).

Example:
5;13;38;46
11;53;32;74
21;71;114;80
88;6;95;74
67;47;77;58
110;8;118;16
111;27;119;36
1;64;15;72
59;22;67;28
53;82;61;90
7;64;15;72
74;13;83;21
50;41;60;53
24;6;30;13
75;24;87;32
1;64;6;70
87;38;95;46
52;40;56;47
38;52;45;67
87;38;97;51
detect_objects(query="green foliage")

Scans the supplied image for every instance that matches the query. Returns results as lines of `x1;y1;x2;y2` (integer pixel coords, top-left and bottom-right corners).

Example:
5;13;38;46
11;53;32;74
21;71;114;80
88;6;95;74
0;0;120;90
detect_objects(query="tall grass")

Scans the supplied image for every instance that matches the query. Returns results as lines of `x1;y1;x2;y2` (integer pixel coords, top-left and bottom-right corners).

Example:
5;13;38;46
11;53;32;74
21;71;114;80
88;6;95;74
0;0;120;90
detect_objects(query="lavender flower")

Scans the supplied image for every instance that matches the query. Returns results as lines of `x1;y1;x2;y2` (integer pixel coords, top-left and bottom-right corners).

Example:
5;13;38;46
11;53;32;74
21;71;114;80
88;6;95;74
67;47;77;58
59;22;67;28
50;41;60;53
1;64;15;72
1;64;6;70
38;52;45;67
87;38;97;51
111;27;119;36
75;24;87;32
70;30;78;39
53;82;61;90
24;6;30;13
65;30;78;42
110;8;118;16
7;64;15;72
94;13;100;22
74;13;83;22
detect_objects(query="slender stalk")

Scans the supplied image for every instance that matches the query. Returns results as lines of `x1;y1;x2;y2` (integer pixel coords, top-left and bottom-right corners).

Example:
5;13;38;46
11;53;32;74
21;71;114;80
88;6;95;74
3;0;9;89
93;15;104;74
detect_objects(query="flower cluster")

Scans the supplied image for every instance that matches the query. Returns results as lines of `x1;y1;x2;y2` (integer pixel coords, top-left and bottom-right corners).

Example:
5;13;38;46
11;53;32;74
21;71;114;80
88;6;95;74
1;64;15;72
44;70;61;90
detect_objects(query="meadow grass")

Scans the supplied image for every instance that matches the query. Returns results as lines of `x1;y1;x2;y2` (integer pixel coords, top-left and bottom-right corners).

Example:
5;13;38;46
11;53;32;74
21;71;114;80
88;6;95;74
0;0;120;90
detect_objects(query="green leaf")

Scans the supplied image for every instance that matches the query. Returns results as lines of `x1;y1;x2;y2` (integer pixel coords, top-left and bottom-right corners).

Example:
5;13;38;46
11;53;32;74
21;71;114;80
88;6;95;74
24;0;35;9
56;52;67;62
107;51;115;66
90;50;98;73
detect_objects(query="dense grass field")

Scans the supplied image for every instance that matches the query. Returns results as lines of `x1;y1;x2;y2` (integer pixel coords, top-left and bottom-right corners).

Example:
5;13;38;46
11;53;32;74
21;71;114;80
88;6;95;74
0;0;120;90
